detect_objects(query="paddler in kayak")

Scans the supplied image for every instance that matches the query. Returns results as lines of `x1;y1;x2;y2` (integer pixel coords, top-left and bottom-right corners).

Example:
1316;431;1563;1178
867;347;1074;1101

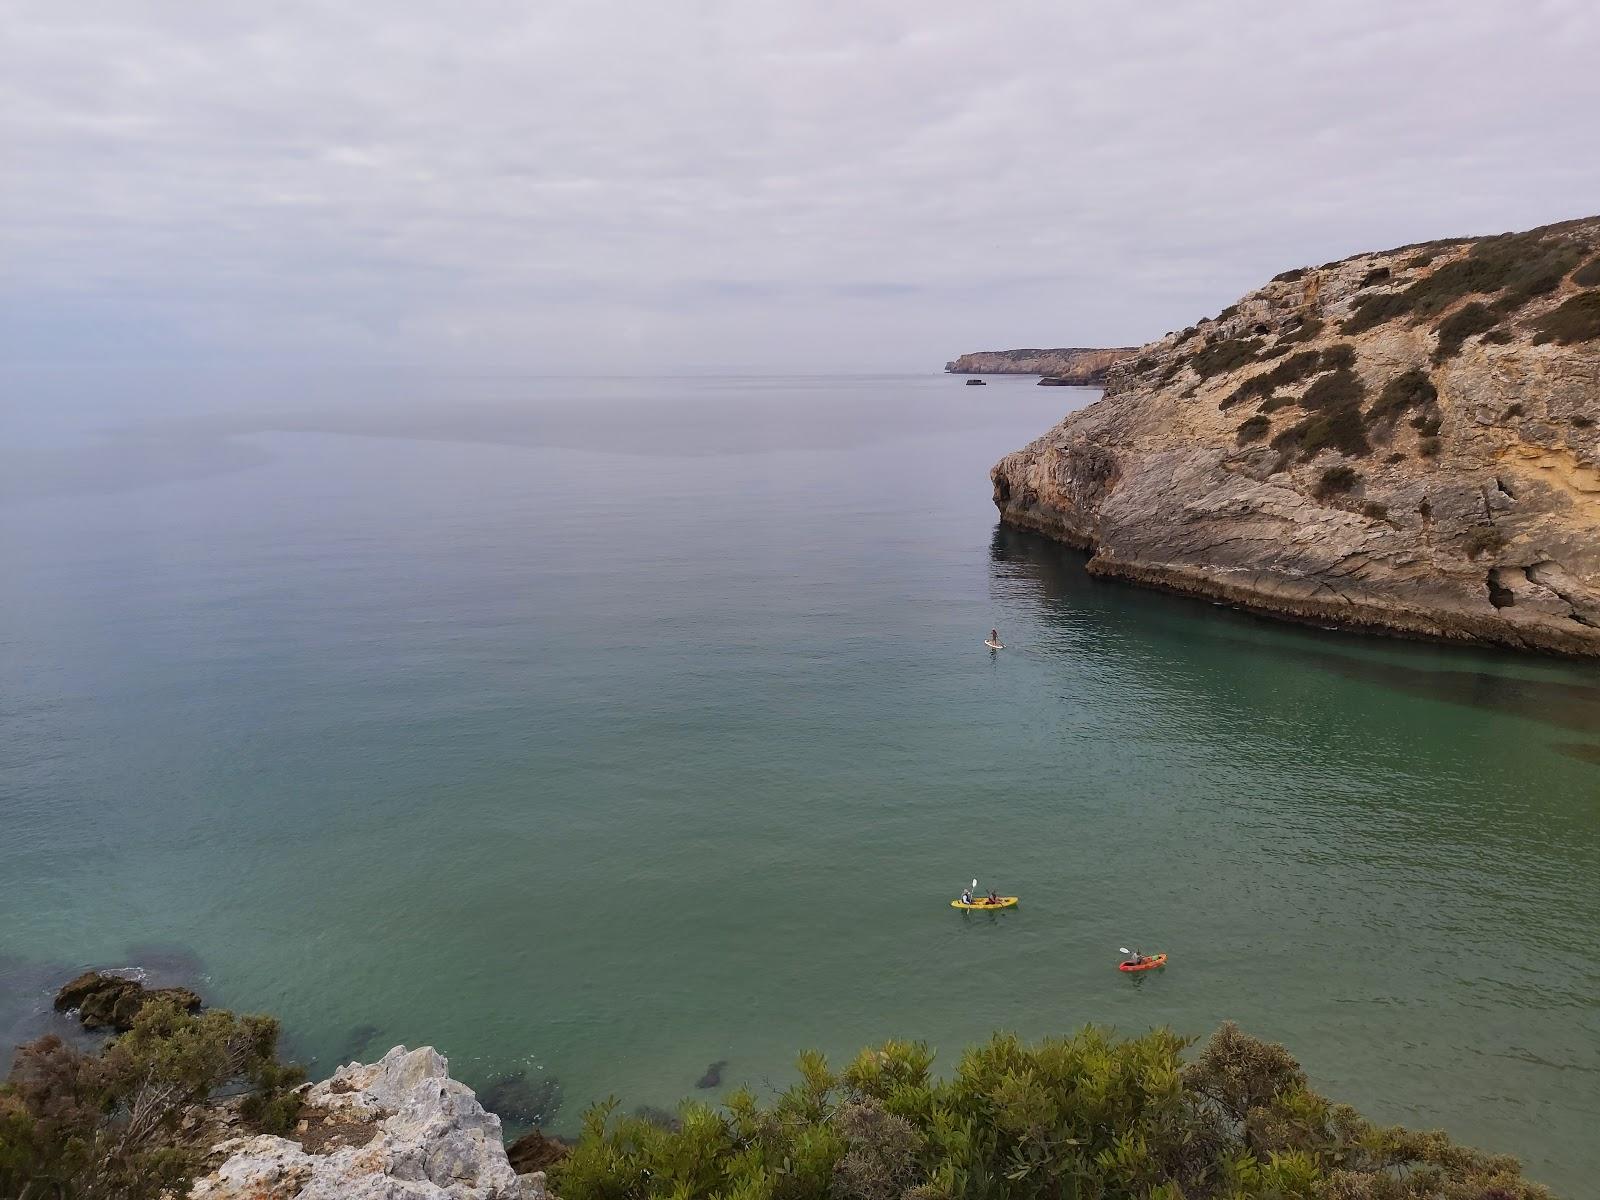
984;888;1003;906
1122;950;1149;967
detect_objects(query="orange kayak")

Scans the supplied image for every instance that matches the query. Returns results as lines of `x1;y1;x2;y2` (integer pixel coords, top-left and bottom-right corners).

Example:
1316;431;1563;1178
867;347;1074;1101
1118;954;1167;972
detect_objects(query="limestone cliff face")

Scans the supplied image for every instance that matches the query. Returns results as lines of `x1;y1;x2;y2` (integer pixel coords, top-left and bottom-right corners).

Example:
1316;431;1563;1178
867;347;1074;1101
991;217;1600;656
190;1046;548;1200
946;347;1135;383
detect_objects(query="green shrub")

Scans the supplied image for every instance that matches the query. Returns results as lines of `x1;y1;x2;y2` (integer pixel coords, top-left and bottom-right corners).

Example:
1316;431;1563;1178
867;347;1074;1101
1220;345;1350;410
1273;401;1371;460
1433;301;1501;362
1407;253;1435;269
1575;257;1600;287
1343;231;1585;333
1299;367;1365;411
1361;501;1389;519
1216;303;1240;323
553;1023;1550;1200
1367;367;1438;422
1412;412;1443;436
1314;465;1360;498
1236;414;1271;444
0;1000;304;1200
1532;289;1600;344
1272;267;1309;283
1419;436;1442;457
1191;337;1263;379
1482;328;1514;344
1260;394;1296;413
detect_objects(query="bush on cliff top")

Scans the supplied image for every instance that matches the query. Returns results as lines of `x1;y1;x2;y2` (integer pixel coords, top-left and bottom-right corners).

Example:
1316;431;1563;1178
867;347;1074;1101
1433;302;1501;362
553;1023;1549;1200
0;999;303;1200
1532;290;1600;345
1342;232;1585;334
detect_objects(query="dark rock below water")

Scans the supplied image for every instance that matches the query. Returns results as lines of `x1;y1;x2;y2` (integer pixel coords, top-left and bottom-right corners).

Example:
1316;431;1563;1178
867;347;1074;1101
506;1128;571;1174
53;970;202;1031
695;1059;727;1089
335;1022;384;1065
479;1069;562;1126
633;1104;681;1130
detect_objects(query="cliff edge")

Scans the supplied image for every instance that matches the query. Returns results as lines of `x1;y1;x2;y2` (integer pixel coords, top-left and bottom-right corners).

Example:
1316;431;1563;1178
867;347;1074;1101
946;347;1135;383
190;1046;548;1200
991;217;1600;656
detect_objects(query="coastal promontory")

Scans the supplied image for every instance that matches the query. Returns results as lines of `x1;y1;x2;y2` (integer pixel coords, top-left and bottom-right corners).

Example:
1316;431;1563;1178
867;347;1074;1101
945;346;1135;384
992;216;1600;656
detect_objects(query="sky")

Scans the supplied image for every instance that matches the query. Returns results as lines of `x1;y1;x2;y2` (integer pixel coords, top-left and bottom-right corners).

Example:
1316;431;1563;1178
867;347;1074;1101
3;0;1599;373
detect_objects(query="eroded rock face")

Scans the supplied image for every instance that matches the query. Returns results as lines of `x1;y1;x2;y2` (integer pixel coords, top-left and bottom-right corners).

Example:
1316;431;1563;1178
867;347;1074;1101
992;217;1600;656
191;1046;525;1200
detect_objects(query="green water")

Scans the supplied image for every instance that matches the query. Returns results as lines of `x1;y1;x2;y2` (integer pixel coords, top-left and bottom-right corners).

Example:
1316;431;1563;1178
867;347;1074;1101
1;370;1596;1192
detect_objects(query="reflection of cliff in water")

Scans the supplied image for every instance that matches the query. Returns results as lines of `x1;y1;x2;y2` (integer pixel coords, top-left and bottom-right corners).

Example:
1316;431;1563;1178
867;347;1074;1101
988;523;1600;744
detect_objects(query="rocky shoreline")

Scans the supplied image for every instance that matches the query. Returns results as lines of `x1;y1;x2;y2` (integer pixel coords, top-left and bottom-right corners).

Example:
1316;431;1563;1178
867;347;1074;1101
991;216;1600;656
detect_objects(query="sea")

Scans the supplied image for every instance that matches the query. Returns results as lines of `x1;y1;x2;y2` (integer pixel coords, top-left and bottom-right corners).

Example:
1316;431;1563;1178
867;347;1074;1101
1;367;1596;1192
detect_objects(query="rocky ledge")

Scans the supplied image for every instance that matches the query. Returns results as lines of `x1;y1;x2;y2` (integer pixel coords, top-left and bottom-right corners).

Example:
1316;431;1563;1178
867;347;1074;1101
991;216;1600;656
191;1046;549;1200
945;346;1135;383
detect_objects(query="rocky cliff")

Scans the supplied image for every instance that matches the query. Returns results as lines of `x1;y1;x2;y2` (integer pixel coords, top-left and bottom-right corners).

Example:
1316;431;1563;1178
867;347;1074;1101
945;346;1135;383
190;1046;548;1200
991;217;1600;656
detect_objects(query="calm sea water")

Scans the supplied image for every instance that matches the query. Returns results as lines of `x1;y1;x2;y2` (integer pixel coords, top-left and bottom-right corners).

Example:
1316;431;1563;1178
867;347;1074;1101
2;369;1597;1192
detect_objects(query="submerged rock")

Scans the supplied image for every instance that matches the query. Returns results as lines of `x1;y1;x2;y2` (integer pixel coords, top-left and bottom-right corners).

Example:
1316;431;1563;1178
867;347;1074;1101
53;970;201;1031
992;216;1600;656
191;1045;524;1200
478;1069;561;1127
694;1059;727;1089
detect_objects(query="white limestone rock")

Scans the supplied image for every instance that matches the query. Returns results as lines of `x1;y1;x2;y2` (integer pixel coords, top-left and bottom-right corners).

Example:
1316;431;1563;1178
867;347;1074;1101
190;1046;522;1200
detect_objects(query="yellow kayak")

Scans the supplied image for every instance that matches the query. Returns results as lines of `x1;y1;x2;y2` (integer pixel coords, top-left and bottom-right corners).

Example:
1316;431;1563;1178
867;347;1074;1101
951;897;1018;910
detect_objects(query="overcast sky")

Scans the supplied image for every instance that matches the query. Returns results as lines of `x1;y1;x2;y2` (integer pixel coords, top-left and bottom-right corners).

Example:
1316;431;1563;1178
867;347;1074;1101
3;1;1598;372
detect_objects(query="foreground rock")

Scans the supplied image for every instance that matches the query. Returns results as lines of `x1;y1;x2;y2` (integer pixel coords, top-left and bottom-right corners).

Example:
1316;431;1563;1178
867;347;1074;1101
54;969;202;1031
191;1046;544;1200
946;346;1135;383
992;216;1600;656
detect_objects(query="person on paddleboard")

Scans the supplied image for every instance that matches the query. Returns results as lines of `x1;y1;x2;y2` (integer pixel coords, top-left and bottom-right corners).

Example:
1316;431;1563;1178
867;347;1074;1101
989;629;1003;648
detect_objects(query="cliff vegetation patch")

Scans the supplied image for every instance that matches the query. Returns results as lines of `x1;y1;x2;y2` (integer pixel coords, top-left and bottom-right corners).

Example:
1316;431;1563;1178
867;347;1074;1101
1575;257;1600;287
1367;368;1438;423
1531;290;1600;345
1236;413;1271;444
1191;336;1263;380
1433;302;1501;362
1342;231;1586;334
553;1023;1551;1200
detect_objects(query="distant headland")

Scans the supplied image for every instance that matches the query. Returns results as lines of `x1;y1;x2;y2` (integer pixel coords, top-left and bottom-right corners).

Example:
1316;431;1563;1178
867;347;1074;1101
944;346;1137;385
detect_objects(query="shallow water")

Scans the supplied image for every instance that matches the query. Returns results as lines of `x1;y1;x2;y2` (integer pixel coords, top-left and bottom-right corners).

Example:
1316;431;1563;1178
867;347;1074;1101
1;369;1596;1191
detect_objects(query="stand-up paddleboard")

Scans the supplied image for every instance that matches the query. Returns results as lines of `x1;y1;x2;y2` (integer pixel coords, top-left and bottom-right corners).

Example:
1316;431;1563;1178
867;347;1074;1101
984;640;1004;650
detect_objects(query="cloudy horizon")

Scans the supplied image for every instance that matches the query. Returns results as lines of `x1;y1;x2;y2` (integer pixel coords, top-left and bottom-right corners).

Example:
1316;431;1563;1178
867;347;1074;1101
4;0;1599;373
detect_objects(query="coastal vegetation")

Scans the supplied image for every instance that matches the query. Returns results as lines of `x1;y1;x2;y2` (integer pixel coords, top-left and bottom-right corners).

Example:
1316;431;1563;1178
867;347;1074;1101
0;996;302;1200
553;1024;1550;1200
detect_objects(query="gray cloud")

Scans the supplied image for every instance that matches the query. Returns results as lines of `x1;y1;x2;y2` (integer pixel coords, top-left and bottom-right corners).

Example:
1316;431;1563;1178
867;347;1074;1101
3;0;1597;371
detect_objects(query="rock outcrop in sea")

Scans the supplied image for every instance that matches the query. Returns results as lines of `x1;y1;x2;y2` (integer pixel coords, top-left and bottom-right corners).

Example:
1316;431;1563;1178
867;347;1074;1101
946;347;1135;383
190;1046;548;1200
991;217;1600;656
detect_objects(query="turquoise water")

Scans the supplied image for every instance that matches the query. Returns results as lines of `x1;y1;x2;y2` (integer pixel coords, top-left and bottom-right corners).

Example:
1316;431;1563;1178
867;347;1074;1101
2;370;1597;1192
